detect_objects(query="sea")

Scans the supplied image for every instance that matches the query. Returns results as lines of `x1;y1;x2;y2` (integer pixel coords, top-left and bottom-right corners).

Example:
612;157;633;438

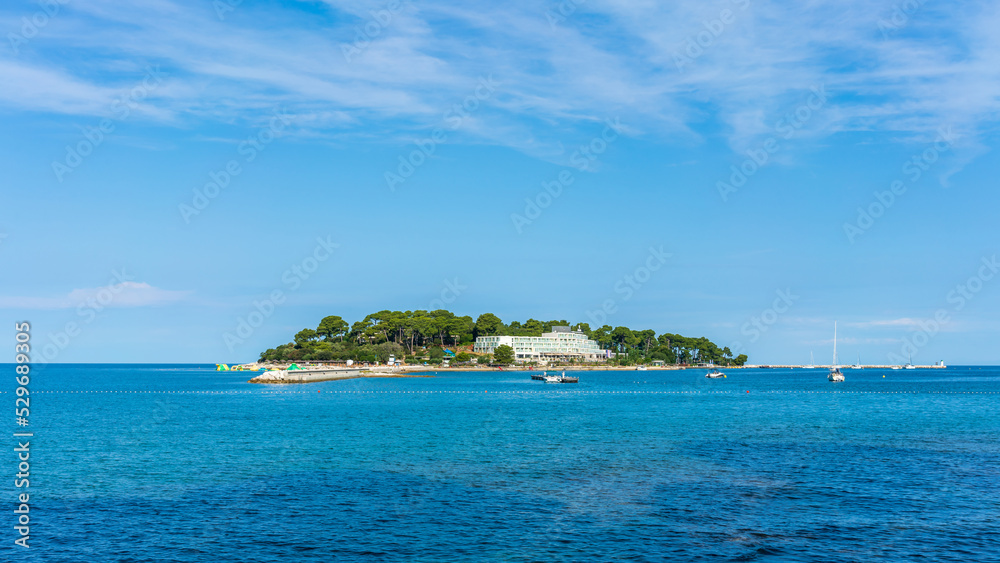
2;364;998;562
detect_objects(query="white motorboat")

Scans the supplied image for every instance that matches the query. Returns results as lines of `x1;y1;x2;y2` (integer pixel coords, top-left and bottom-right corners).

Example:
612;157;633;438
544;375;562;383
705;369;725;379
828;322;845;382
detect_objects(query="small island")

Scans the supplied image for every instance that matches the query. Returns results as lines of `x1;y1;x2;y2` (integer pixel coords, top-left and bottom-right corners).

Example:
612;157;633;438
254;310;747;374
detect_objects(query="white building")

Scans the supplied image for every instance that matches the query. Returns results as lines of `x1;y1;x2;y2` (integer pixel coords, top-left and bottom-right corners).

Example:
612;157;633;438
474;326;609;363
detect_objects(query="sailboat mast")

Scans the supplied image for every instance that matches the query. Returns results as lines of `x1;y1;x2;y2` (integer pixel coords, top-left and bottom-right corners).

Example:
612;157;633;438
833;322;838;367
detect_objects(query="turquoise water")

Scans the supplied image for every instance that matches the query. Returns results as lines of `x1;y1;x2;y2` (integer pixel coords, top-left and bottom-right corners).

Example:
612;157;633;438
3;365;999;561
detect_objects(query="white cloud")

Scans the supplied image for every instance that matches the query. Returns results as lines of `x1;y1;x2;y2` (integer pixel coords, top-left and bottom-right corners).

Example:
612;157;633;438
0;282;191;310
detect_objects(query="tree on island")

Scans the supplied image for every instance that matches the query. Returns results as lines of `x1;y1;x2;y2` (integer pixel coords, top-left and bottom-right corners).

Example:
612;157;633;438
474;313;503;336
492;344;515;366
317;315;349;341
591;325;613;349
611;326;638;351
294;328;319;345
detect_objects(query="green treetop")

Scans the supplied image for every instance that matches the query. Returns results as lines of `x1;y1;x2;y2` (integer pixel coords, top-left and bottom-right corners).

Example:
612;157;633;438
493;344;515;366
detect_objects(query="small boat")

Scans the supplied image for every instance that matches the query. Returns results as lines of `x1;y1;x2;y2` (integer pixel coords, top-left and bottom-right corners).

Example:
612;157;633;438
542;371;579;383
828;322;845;382
904;354;916;369
531;372;546;381
636;365;647;371
705;370;725;379
803;351;817;369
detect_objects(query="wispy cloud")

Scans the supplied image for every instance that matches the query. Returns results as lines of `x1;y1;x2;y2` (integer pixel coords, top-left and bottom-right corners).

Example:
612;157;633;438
805;337;903;346
846;318;923;329
0;0;997;163
0;282;192;310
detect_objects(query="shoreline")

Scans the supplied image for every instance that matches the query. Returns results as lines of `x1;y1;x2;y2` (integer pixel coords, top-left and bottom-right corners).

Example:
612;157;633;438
248;365;431;384
246;363;947;383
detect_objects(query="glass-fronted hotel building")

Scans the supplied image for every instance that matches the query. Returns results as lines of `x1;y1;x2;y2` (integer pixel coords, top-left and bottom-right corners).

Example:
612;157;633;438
473;326;609;362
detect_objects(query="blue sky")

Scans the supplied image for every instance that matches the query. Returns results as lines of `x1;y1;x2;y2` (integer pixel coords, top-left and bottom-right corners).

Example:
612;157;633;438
1;0;999;364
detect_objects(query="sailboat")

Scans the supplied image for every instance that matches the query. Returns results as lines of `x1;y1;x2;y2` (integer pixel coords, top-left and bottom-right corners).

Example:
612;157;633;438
828;322;844;382
853;353;862;370
803;351;817;369
905;353;916;369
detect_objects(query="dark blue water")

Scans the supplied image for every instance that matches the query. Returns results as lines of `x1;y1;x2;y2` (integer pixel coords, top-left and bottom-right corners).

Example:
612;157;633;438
3;365;999;562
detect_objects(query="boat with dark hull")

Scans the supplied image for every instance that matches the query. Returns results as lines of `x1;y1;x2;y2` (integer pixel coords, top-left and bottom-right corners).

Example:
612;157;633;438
542;372;578;383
